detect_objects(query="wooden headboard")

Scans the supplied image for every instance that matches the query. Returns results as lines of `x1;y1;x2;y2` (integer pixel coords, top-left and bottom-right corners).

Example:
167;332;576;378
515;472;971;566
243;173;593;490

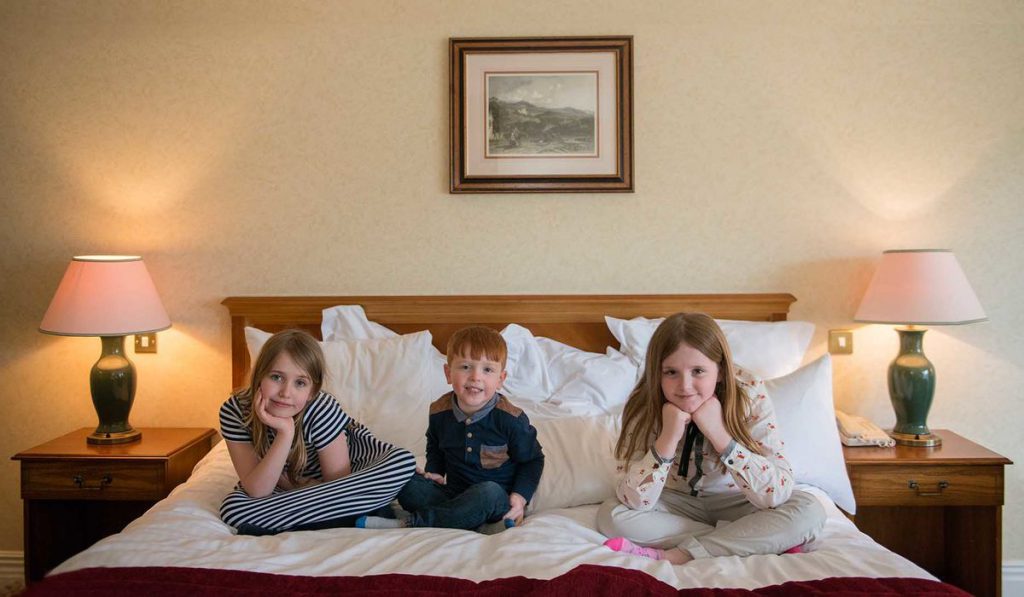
222;293;796;389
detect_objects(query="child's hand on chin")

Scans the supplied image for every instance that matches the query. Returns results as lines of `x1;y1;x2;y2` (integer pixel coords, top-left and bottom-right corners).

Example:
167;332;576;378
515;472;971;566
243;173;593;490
255;389;295;437
677;393;715;414
661;402;691;440
691;396;731;452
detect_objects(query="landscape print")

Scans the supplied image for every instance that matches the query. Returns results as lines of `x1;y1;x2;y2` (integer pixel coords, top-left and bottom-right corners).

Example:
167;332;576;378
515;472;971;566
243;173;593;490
485;72;597;157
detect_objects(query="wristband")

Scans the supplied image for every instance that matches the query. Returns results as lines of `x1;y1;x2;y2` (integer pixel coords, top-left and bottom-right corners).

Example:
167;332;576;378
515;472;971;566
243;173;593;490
652;449;675;465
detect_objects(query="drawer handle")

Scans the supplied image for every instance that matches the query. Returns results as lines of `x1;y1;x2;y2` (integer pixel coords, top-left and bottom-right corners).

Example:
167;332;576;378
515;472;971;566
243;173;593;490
908;480;949;497
72;474;112;491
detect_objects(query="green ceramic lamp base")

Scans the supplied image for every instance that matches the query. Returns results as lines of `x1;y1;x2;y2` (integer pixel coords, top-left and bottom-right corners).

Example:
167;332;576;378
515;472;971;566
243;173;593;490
88;335;142;445
887;326;939;449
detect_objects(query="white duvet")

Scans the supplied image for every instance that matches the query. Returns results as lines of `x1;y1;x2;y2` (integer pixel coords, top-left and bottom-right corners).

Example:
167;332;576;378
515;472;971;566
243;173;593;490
52;442;933;589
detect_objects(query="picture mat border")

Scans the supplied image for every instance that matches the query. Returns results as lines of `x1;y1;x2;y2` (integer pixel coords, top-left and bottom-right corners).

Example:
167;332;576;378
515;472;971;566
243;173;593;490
450;36;634;193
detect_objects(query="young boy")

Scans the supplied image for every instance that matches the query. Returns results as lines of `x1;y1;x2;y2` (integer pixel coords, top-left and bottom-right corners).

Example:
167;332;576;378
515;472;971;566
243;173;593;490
357;326;544;532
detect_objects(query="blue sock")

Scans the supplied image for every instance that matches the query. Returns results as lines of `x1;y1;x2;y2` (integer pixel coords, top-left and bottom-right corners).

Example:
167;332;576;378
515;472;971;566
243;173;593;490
357;515;406;529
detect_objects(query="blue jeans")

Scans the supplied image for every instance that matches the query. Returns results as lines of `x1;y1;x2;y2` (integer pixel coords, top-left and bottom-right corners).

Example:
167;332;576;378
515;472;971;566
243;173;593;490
397;475;509;530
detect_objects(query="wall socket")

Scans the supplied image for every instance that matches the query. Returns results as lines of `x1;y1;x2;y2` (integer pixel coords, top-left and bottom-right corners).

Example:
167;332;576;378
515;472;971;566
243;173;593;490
134;333;158;354
828;330;853;355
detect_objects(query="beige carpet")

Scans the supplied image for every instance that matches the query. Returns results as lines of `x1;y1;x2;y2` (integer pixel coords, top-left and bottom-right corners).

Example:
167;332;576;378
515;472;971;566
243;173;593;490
0;578;24;596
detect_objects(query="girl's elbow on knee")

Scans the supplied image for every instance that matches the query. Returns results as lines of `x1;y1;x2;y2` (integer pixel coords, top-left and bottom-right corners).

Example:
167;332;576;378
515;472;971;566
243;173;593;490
619;493;653;511
239;482;273;499
769;484;798;508
753;491;791;510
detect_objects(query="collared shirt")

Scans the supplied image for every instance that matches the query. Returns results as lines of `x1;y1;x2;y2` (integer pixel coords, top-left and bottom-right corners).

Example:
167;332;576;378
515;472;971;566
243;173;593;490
616;368;794;511
452;393;499;424
425;392;545;502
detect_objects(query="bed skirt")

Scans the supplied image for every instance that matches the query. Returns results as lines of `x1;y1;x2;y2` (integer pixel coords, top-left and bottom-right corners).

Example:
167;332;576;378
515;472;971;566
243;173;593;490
25;564;970;596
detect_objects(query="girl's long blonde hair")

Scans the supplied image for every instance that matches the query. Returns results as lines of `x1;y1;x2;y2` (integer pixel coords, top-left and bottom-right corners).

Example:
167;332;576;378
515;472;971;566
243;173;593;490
615;313;762;463
235;329;325;485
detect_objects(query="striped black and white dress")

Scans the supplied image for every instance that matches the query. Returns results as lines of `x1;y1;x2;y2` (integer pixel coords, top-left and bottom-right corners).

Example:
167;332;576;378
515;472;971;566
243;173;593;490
219;391;415;532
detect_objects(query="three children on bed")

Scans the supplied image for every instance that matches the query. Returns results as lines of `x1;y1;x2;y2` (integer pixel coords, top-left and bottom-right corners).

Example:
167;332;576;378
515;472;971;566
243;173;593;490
219;314;824;564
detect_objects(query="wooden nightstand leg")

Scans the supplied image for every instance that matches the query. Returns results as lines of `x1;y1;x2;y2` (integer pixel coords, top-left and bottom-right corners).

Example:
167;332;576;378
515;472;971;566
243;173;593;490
945;506;1001;597
23;501;42;584
23;500;154;584
854;506;946;574
24;500;83;583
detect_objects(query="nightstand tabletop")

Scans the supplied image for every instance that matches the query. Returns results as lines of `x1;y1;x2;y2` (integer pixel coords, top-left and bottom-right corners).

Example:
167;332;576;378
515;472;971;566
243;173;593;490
842;429;1012;465
13;427;218;461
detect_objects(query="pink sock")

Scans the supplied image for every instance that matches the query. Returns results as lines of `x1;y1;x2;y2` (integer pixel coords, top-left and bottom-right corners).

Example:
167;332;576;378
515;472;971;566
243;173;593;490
782;543;805;554
603;537;663;560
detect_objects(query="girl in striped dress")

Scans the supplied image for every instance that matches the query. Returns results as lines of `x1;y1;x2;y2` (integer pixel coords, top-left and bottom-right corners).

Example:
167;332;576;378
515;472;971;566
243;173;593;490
219;329;415;534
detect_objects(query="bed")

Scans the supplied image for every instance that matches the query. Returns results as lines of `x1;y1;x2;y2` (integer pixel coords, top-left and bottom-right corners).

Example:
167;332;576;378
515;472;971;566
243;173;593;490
30;294;969;595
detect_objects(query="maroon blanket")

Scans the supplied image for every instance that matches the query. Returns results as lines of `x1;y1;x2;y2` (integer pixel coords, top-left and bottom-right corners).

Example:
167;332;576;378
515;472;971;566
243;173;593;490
24;564;970;596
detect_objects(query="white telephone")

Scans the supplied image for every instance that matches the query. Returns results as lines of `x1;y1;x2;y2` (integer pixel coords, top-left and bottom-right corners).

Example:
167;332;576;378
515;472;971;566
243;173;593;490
835;410;895;448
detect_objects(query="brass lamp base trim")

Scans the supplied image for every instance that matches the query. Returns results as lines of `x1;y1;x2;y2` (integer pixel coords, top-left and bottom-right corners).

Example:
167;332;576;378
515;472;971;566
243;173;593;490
87;428;143;445
890;430;942;448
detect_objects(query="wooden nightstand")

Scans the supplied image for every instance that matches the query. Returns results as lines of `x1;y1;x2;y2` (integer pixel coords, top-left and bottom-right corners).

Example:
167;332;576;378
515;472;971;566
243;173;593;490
844;429;1011;597
13;427;217;583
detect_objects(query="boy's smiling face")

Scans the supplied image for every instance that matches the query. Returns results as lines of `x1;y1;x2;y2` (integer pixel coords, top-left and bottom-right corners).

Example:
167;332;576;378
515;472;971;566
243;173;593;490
445;352;507;415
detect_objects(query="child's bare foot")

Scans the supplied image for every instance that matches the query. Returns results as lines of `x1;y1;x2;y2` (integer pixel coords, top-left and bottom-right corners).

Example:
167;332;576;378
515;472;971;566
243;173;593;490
660;547;694;565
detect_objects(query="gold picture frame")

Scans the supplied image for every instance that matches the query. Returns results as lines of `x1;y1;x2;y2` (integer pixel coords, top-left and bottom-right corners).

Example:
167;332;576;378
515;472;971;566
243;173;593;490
450;36;634;193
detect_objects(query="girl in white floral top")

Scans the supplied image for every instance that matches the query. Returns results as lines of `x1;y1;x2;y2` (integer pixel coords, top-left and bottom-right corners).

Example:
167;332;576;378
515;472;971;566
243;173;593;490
597;313;825;564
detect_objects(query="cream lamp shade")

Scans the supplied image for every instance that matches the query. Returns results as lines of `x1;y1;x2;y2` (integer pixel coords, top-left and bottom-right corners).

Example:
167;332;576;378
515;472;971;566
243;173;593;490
40;256;170;444
40;256;170;336
854;249;987;326
854;249;985;447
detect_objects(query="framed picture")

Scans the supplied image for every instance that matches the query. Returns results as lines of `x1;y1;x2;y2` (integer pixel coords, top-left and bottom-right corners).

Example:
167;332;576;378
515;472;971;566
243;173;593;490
450;36;633;193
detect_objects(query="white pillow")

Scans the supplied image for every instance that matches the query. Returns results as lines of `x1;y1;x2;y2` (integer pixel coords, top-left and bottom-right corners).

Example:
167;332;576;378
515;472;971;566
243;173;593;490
321;305;398;341
767;353;855;514
501;324;638;417
604;316;814;379
501;324;554;399
528;413;622;512
244;327;449;465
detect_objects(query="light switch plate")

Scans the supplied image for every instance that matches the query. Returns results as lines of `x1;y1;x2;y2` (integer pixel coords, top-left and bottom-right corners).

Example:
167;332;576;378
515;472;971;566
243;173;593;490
134;333;158;354
828;330;853;355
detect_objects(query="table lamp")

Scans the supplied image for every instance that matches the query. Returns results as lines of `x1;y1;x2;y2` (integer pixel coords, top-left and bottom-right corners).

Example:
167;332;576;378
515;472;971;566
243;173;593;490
39;256;170;444
854;249;986;447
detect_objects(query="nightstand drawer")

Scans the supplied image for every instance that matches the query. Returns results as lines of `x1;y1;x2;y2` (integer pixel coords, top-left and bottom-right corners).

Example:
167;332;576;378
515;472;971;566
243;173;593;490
21;460;165;500
850;464;1003;506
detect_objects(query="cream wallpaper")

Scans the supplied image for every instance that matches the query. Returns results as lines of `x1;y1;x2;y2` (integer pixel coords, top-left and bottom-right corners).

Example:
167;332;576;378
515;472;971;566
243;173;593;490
1;0;1022;563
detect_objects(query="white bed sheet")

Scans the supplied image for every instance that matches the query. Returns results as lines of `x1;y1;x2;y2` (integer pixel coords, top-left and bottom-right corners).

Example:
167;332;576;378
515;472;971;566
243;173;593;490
53;442;933;589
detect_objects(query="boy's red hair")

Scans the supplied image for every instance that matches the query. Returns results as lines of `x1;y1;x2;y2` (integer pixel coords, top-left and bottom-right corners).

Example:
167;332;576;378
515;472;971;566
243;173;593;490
446;326;507;368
